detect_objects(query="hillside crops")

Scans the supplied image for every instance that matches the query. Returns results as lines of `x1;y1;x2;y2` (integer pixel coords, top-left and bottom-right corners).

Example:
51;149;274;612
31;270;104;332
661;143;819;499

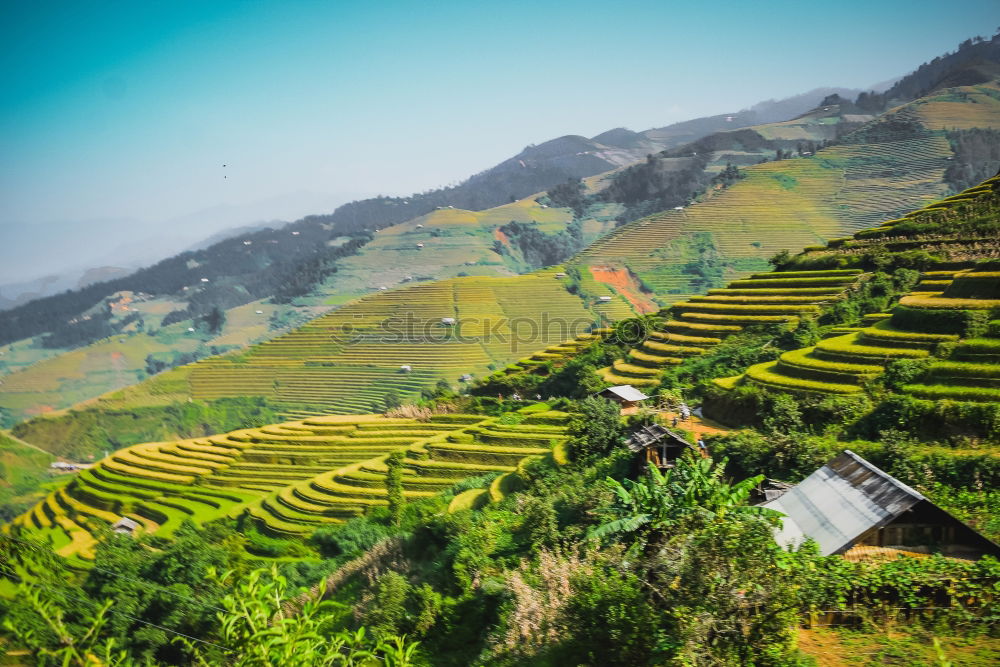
600;270;863;387
313;196;615;299
187;276;602;418
716;176;1000;398
572;133;954;301
250;409;570;537
4;408;569;566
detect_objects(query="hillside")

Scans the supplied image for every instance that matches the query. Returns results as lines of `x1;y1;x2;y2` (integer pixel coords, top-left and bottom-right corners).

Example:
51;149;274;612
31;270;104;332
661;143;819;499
3;407;570;564
3;181;999;667
710;174;1000;411
570;81;1000;304
6;80;1000;458
0;195;622;423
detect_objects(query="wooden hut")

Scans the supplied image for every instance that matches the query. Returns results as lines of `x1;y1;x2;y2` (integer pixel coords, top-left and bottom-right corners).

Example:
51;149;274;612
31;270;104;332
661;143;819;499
627;423;695;469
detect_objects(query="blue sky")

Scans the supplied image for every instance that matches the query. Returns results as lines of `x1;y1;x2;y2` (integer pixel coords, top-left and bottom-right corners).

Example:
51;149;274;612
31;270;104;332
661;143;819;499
1;0;998;283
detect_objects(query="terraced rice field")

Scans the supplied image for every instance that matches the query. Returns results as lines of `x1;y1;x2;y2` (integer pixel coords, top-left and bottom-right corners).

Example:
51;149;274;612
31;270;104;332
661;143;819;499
0;299;301;420
725;268;1000;396
5;409;570;558
600;270;864;387
188;275;600;417
249;409;570;537
571;133;953;299
909;82;1000;131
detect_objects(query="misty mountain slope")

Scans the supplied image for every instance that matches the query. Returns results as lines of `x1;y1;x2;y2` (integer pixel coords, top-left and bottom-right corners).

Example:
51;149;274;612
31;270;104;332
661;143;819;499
309;195;622;300
637;86;864;147
0;195;619;421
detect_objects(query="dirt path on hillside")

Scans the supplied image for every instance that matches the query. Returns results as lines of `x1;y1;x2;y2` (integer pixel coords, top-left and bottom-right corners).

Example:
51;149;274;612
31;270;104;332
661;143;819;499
657;409;735;442
493;228;512;249
589;265;658;314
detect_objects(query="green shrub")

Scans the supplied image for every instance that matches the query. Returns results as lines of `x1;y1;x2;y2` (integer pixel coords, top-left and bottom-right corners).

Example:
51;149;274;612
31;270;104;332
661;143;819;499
309;518;390;559
851;393;1000;442
882;358;932;391
567;397;625;461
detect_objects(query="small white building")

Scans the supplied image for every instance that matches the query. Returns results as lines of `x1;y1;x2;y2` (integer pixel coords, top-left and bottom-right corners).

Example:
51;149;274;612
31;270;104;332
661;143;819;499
112;517;141;536
598;296;613;302
598;385;650;408
441;317;457;326
400;365;412;372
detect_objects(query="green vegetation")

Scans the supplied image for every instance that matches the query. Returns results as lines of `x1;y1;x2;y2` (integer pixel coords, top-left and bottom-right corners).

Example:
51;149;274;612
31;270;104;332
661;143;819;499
4;52;1000;666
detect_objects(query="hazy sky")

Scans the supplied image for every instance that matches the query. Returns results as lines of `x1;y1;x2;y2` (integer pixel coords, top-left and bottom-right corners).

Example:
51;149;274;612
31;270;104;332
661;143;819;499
1;0;998;283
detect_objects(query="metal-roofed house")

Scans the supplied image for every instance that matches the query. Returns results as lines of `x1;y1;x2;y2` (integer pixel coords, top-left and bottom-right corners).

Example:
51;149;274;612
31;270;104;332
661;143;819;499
112;516;141;536
764;450;1000;560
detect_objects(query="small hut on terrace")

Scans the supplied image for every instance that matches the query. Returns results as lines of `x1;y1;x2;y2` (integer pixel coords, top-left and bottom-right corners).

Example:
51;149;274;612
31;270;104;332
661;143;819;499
112;517;141;536
598;385;649;409
763;450;1000;560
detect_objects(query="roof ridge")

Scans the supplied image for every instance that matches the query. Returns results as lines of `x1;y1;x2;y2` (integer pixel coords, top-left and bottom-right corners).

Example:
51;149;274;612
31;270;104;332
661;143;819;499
839;449;925;501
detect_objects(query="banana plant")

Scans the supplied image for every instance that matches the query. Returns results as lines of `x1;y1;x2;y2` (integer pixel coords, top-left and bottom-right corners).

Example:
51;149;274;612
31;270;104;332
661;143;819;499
589;455;780;554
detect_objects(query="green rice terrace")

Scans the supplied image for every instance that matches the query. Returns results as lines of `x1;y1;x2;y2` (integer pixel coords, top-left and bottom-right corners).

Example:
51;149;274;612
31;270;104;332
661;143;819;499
599;269;866;387
712;174;1000;402
3;406;569;570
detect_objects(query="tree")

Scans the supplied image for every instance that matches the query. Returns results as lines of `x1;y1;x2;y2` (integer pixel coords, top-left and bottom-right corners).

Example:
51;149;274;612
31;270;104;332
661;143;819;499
181;566;422;666
204;307;226;334
382;391;402;412
385;451;405;527
590;456;777;553
567;397;625;461
768;249;793;269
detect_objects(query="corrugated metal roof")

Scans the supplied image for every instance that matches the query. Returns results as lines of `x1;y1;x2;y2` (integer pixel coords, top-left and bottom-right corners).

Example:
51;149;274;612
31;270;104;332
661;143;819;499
601;385;650;402
763;450;924;555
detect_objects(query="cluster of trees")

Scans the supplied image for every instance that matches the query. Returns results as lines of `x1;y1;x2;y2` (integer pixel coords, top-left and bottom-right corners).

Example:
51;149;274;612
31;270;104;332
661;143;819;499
494;219;585;269
945;128;1000;192
710;162;744;187
545;178;588;217
600;152;712;224
37;308;118;349
472;337;626;400
680;232;729;292
0;527;420;666
880;32;1000;103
